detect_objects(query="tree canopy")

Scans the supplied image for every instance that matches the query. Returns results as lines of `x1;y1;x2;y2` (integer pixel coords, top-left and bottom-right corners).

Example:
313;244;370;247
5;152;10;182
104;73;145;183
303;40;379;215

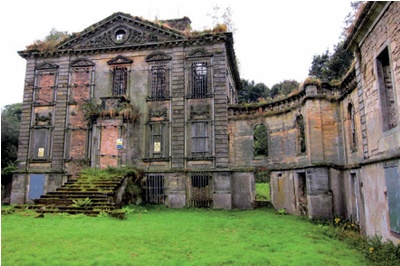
1;103;22;171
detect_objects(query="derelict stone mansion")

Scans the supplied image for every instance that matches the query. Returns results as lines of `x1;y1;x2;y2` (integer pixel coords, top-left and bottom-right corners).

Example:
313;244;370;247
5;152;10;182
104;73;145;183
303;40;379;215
10;2;400;243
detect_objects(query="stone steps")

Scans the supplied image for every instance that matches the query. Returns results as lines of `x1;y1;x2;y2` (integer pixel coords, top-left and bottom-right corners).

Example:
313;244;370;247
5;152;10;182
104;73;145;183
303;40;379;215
33;175;125;216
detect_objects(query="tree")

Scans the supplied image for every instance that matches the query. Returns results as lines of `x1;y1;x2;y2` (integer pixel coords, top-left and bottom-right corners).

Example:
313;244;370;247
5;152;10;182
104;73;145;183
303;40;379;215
207;4;237;33
308;41;353;81
1;103;22;200
238;79;270;103
270;80;300;98
1;103;22;170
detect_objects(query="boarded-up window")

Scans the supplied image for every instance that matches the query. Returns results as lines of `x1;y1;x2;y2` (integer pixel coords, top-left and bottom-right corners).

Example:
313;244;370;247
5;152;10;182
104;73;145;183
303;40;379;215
377;47;398;131
385;166;400;234
191;122;209;156
31;128;50;159
35;73;56;104
147;123;168;159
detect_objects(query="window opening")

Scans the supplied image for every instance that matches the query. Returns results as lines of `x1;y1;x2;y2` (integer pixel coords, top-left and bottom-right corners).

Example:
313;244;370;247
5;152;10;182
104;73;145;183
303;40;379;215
151;124;162;156
144;174;165;204
112;67;127;96
191;62;208;98
115;29;126;41
377;47;398;131
190;172;212;208
255;172;270;202
150;64;167;100
297;173;307;215
296;115;306;154
348;103;357;151
191;122;209;156
254;124;268;157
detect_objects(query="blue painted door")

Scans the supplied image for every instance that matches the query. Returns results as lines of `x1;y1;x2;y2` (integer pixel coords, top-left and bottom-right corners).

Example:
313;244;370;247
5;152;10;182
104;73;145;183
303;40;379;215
29;174;45;200
385;167;400;234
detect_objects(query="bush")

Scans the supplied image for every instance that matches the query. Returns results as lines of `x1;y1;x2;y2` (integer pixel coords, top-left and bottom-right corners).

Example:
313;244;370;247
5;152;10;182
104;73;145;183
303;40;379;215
314;218;400;266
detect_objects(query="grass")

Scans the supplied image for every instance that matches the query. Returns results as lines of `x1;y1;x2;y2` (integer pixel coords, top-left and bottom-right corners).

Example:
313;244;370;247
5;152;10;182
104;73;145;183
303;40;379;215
1;206;372;266
256;182;270;201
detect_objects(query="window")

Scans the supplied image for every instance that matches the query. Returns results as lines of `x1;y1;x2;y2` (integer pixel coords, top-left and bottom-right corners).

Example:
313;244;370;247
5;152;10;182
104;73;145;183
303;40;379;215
31;128;50;160
254;124;268;157
191;62;208;98
191;122;209;156
144;174;165;204
377;47;398;131
150;123;162;156
115;29;126;41
150;64;168;100
296;115;306;154
111;67;128;96
190;172;212;208
348;103;357;152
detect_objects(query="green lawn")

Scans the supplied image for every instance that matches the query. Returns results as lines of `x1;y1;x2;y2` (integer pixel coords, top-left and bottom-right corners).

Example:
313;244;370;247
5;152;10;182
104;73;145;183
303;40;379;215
256;182;270;201
1;206;372;266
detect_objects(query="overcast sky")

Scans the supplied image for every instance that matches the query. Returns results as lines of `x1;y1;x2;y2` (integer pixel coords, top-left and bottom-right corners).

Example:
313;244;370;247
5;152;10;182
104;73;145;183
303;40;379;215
0;0;352;108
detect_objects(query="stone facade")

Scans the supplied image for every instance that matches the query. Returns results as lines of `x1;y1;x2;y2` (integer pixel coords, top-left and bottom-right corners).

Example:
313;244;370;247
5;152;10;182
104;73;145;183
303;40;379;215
10;2;400;243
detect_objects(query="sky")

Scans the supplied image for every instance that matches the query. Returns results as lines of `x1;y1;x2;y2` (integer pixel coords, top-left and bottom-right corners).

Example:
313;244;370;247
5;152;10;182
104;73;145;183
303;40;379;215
0;0;352;109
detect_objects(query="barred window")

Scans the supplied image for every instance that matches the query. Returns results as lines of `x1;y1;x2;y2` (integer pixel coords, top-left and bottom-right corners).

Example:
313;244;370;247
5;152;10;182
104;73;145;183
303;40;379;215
191;62;208;98
191;122;209;156
150;64;168;100
190;172;212;208
112;67;128;96
144;174;165;204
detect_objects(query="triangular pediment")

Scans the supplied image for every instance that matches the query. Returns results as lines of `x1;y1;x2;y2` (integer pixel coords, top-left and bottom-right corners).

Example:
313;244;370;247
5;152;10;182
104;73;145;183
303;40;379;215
35;62;59;70
58;12;186;50
146;51;172;62
71;58;95;67
186;48;213;58
107;55;133;65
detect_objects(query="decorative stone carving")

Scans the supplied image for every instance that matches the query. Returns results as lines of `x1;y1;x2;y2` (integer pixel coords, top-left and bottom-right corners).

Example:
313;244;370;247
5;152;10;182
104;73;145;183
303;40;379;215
148;108;167;120
35;112;52;125
107;55;133;65
83;28;159;49
190;104;210;119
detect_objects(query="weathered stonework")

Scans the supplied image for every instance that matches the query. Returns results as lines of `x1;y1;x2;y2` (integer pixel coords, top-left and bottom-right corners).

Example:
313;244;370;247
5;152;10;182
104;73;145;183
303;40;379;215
11;3;400;243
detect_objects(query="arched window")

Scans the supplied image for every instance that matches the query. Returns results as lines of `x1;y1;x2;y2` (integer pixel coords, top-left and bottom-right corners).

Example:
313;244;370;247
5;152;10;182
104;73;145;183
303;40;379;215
348;103;357;152
296;115;306;154
254;124;268;157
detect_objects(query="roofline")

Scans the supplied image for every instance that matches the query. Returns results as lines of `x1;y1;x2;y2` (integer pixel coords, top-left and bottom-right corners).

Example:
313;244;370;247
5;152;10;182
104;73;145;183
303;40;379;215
17;32;242;90
344;1;391;51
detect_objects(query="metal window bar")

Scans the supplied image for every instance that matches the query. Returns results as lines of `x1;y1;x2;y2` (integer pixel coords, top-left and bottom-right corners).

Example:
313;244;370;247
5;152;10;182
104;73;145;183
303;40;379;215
191;122;209;157
190;173;212;208
144;174;165;204
191;62;208;99
112;67;127;95
151;65;167;100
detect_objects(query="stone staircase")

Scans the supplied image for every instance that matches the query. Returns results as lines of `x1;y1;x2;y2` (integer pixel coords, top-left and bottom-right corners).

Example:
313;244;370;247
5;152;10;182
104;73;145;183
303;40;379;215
33;175;126;216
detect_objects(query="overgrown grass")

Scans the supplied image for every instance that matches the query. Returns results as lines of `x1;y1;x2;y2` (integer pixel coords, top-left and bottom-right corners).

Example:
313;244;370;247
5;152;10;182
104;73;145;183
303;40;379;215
256;182;270;201
1;206;373;265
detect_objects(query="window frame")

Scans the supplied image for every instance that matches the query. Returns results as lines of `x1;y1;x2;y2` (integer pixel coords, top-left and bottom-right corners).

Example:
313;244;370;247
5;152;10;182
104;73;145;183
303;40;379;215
190;121;210;157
